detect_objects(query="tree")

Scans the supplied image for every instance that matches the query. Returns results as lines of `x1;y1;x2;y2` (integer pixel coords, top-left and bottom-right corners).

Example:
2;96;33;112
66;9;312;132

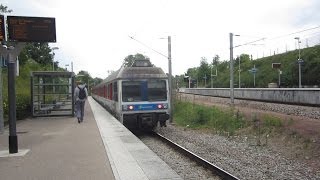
212;55;220;65
0;4;12;14
122;53;150;67
198;57;210;87
19;43;53;65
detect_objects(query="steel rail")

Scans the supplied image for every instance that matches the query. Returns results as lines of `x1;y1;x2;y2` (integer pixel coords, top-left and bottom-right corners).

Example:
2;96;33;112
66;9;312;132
153;132;239;180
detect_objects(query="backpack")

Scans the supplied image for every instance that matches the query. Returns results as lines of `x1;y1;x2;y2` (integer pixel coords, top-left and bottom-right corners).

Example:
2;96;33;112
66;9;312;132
78;86;86;100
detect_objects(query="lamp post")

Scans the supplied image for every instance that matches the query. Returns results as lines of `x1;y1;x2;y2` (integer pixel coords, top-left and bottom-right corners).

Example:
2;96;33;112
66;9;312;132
249;65;257;87
294;37;303;88
160;36;172;122
167;36;172;122
229;33;240;105
210;58;218;88
211;65;213;88
238;55;241;88
51;47;59;71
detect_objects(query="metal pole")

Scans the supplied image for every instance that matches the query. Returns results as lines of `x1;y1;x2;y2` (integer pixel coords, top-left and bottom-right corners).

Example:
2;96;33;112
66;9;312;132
5;43;25;154
168;36;173;123
211;65;213;88
278;69;281;87
239;55;241;88
8;53;18;153
71;61;73;73
0;56;3;134
229;33;234;104
298;41;302;88
253;64;256;88
204;75;206;87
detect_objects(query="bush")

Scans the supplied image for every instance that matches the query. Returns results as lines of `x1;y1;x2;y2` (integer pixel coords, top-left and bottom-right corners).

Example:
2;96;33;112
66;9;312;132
2;59;49;121
263;115;282;127
16;93;31;119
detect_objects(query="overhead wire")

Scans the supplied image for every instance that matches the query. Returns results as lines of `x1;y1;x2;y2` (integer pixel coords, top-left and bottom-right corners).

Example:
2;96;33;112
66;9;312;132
128;36;168;58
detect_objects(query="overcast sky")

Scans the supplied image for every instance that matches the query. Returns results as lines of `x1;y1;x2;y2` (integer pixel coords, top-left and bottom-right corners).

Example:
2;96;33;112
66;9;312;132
4;0;320;78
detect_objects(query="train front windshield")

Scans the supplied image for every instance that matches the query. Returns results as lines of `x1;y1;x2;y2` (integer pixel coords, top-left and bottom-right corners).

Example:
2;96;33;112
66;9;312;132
122;80;167;102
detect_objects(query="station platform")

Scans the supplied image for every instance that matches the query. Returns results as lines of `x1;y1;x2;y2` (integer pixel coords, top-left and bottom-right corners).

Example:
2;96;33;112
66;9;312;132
0;97;181;180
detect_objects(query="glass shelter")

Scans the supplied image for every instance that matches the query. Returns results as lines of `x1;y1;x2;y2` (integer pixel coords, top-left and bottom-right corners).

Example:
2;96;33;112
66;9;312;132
31;71;74;117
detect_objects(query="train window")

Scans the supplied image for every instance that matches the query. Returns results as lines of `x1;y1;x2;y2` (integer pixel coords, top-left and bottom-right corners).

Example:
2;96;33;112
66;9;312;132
122;81;142;102
122;80;167;102
113;82;118;102
148;80;167;101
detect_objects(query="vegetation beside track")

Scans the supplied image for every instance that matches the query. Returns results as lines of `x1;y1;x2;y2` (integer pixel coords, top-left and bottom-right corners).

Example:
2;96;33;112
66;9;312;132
173;100;283;137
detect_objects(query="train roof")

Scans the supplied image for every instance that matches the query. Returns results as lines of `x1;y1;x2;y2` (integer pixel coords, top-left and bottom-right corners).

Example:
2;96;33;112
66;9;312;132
98;64;168;86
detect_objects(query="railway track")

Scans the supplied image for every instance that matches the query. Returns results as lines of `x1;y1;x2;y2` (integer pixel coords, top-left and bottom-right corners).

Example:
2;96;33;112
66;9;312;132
150;132;239;180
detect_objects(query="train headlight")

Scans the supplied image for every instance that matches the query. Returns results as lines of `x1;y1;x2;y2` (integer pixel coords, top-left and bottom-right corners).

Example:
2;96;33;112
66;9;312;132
122;105;134;111
157;103;168;109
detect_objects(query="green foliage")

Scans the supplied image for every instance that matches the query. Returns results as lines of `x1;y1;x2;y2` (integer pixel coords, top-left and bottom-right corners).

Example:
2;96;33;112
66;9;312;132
0;4;12;14
20;43;54;65
2;59;54;121
173;101;246;135
263;115;283;127
123;53;150;67
177;45;320;88
16;93;31;120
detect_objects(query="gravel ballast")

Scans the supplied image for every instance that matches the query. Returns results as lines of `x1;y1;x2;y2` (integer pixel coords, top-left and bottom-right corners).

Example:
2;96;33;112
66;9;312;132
154;123;319;180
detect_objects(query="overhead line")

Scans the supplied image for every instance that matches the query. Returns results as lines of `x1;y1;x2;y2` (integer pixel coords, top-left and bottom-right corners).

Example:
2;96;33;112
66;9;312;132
234;25;320;49
234;38;266;48
128;36;168;58
269;25;320;40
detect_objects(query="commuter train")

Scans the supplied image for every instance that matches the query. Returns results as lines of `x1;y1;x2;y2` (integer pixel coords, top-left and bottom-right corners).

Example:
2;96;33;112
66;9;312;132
92;59;170;130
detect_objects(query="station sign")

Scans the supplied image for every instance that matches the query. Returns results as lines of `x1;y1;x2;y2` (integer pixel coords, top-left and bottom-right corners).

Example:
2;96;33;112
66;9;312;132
249;68;257;74
272;63;281;69
7;16;56;42
0;15;5;41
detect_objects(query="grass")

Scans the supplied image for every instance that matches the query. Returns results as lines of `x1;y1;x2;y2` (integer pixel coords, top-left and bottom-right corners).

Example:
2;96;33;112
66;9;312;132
173;100;247;135
173;100;285;137
262;114;283;128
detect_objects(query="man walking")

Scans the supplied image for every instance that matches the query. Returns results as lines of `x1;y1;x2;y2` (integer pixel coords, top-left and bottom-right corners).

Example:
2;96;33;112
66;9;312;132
74;81;88;123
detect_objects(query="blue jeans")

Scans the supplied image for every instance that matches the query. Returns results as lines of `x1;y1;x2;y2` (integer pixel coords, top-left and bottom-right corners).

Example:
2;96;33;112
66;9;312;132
75;100;85;121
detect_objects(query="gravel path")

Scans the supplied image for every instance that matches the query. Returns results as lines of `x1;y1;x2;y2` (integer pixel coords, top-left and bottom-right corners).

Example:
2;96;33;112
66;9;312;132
155;124;320;180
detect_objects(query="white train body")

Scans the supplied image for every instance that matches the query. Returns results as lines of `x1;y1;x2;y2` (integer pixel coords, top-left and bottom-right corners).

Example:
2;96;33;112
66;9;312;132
92;60;170;129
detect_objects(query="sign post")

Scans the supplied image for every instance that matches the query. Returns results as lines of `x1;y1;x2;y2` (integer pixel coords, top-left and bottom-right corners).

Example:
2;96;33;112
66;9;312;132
4;15;56;153
272;63;281;87
248;65;258;88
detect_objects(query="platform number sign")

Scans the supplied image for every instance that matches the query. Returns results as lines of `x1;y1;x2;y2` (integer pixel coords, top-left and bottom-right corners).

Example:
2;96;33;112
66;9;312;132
0;15;5;41
7;16;56;42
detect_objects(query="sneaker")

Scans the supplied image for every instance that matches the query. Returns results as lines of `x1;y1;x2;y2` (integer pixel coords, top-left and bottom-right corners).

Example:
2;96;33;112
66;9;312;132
78;118;80;123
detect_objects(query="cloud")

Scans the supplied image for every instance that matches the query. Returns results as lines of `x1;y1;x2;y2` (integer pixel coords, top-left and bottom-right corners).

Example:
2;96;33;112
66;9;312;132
292;0;320;27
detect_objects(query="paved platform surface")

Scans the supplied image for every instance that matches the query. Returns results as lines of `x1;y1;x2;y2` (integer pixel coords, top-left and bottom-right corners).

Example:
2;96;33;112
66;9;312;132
89;97;181;180
0;97;181;180
0;97;115;180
